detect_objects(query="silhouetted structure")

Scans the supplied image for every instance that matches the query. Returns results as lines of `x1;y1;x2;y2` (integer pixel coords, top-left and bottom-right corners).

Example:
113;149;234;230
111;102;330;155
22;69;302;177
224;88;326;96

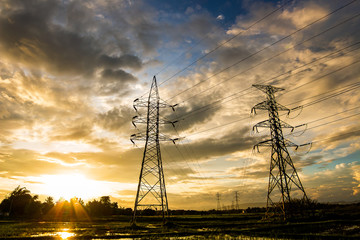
234;191;240;210
216;192;221;211
251;84;308;219
130;76;177;224
0;186;122;220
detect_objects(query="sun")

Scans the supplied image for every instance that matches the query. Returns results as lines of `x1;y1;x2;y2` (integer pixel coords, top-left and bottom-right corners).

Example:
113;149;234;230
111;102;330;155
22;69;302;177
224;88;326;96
39;173;108;201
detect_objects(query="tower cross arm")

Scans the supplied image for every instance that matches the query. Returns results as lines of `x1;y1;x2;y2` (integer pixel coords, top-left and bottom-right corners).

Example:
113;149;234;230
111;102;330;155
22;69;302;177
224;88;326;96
130;132;146;143
132;115;178;128
276;103;291;113
251;101;268;114
130;132;181;144
253;119;294;132
252;84;285;93
133;98;177;112
252;101;290;114
284;139;299;148
253;139;273;152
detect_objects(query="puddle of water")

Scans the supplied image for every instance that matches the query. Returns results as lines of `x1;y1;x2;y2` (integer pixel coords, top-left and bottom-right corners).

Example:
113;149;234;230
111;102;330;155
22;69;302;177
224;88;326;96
93;235;296;240
95;239;136;240
106;232;132;236
57;229;75;239
31;229;75;239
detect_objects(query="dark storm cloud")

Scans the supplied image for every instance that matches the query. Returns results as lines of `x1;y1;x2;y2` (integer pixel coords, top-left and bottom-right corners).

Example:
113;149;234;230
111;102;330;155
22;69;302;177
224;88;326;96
191;127;257;159
163;88;226;132
0;0;142;81
161;126;258;163
99;69;137;95
101;69;136;82
294;155;323;168
164;103;220;132
316;126;360;146
0;7;97;76
99;55;142;70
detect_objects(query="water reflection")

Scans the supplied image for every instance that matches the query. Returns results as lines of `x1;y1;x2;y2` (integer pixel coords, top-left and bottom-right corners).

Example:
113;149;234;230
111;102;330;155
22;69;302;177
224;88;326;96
57;229;75;239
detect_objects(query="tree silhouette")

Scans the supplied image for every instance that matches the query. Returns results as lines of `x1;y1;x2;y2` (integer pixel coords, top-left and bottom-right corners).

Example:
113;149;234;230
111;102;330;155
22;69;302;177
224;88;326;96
0;186;41;218
41;196;54;215
86;196;118;216
0;186;125;219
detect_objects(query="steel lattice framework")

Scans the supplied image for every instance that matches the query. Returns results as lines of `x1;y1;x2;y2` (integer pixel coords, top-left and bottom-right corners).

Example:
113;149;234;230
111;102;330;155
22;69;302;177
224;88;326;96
251;84;308;219
130;76;177;224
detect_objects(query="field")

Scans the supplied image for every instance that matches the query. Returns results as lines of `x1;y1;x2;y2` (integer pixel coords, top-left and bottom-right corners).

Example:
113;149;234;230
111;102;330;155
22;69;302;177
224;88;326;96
0;209;359;240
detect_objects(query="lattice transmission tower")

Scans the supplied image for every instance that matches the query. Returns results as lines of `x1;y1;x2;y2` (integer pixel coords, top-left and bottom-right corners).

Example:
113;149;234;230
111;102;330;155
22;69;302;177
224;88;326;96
130;76;177;224
234;191;240;211
216;192;221;211
251;84;308;219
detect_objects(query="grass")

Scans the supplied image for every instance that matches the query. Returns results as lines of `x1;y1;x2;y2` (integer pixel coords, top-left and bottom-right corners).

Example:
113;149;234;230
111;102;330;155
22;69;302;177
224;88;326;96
0;212;358;239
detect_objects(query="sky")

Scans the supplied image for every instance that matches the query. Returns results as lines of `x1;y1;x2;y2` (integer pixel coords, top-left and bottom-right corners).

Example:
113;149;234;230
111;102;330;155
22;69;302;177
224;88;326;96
0;0;359;210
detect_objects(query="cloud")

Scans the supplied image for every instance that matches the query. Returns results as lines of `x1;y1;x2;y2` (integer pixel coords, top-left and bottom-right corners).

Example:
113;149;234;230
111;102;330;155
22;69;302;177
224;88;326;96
51;123;93;141
99;54;142;70
314;125;360;151
0;0;359;209
96;106;133;133
0;0;143;84
304;162;360;202
216;14;225;21
352;164;360;195
99;69;137;95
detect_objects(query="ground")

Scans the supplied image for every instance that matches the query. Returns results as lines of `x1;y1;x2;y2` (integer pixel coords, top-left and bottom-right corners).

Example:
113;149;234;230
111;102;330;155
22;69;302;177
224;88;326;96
0;208;359;239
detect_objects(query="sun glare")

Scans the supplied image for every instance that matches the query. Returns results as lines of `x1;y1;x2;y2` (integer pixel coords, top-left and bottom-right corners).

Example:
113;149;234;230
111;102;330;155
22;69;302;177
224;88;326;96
57;229;75;239
40;174;108;200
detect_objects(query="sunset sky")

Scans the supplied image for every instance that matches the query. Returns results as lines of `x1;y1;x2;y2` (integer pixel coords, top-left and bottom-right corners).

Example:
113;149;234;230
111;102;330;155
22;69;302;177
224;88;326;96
0;0;359;210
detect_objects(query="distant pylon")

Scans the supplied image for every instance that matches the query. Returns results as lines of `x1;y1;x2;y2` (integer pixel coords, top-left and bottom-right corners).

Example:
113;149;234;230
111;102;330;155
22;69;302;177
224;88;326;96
251;84;308;219
130;76;178;224
216;192;221;211
234;191;240;210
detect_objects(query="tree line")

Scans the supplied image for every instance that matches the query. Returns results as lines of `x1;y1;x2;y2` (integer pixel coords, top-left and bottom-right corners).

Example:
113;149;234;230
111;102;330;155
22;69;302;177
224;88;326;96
0;186;132;220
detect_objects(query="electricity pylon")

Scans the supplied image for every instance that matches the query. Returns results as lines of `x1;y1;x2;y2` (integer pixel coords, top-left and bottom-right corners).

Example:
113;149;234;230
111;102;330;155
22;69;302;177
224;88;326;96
234;191;240;210
216;192;221;211
130;76;177;224
251;84;308;219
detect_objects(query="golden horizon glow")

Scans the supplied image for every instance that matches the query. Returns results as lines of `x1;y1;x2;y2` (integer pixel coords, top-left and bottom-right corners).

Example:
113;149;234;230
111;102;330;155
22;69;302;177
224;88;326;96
39;173;110;201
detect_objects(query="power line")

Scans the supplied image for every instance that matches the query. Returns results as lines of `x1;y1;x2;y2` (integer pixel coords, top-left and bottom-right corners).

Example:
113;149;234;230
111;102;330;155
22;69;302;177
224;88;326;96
304;112;360;131
173;43;360;122
170;110;211;186
166;0;359;101
156;0;294;89
174;36;360;108
184;84;359;138
312;129;360;144
279;59;360;99
154;24;221;77
284;111;360;140
177;40;360;106
306;107;359;125
172;53;360;123
287;82;360;108
159;112;213;188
